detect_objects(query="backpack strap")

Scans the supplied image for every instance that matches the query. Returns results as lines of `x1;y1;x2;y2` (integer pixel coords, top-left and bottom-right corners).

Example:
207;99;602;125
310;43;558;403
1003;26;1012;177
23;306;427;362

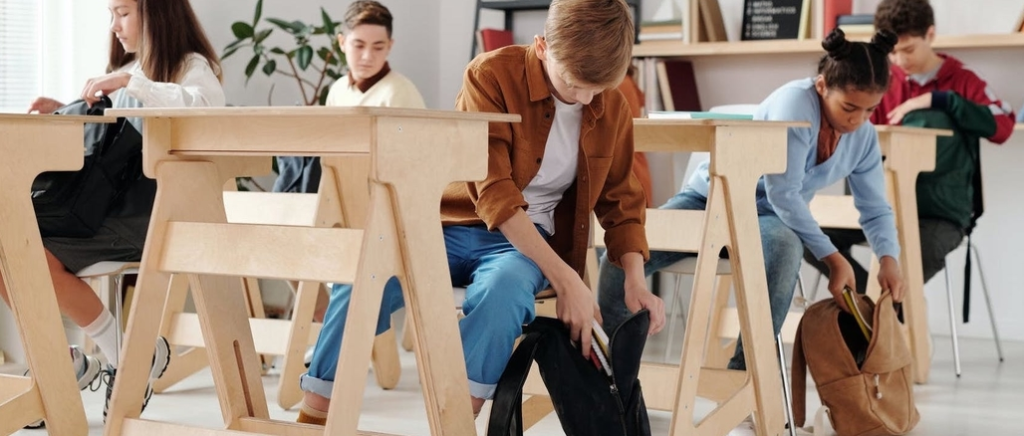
791;320;808;427
486;331;543;436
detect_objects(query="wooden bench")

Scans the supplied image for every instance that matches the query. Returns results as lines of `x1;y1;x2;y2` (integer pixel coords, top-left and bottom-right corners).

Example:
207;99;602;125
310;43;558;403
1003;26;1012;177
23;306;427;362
102;106;516;436
0;113;112;435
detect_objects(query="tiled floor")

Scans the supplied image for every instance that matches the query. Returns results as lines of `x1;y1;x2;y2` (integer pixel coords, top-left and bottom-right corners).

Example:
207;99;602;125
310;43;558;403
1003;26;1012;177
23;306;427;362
10;333;1019;435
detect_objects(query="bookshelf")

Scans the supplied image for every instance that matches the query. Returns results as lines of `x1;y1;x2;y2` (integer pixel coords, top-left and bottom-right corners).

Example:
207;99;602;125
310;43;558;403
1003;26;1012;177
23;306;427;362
633;33;1024;58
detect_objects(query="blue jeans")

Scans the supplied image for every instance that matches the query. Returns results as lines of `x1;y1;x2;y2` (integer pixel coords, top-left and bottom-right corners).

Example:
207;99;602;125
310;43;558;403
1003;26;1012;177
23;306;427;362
597;190;803;370
301;225;550;400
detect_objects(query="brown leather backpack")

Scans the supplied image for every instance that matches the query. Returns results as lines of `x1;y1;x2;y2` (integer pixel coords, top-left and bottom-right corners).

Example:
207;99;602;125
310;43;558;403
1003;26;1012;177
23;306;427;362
792;292;920;436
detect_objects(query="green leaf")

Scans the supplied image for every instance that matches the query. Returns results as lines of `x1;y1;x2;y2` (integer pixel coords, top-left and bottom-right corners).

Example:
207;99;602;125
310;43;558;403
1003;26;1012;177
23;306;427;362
253;28;273;44
253;0;263;27
244;54;260;83
222;45;242;60
266;18;304;34
224;38;247;51
297;46;314;70
318;87;330;106
326;69;342;80
321;8;337;37
317;47;332;62
262;59;277;76
231;22;254;39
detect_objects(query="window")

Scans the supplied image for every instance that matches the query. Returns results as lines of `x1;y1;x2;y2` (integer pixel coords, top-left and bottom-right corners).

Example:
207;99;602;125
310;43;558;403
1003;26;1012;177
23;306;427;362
0;0;42;112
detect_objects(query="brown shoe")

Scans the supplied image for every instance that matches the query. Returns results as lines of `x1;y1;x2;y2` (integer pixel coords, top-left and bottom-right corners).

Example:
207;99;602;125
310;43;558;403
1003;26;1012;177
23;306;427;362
297;409;327;426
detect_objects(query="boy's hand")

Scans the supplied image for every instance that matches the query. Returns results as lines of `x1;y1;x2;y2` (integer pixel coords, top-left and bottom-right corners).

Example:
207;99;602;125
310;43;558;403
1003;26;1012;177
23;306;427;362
823;252;855;313
553;270;601;358
620;252;664;335
877;255;905;303
887;93;932;124
27;97;64;114
623;275;665;335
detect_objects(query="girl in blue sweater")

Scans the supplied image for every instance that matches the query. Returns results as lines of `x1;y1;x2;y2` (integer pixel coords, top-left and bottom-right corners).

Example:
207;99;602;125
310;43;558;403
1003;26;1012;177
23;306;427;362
599;29;906;375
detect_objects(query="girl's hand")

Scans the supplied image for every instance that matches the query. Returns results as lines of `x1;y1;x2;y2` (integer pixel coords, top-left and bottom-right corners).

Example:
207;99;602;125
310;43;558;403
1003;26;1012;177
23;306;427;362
81;72;132;106
27;97;65;114
877;255;905;302
823;252;855;312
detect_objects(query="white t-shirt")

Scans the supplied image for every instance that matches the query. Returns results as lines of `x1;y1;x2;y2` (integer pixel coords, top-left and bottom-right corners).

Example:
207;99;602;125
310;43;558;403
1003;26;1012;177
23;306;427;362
523;98;582;235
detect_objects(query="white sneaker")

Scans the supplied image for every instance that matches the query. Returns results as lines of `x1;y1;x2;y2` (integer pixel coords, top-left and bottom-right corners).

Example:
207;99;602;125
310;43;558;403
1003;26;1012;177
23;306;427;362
22;346;103;429
727;416;757;436
304;345;315;368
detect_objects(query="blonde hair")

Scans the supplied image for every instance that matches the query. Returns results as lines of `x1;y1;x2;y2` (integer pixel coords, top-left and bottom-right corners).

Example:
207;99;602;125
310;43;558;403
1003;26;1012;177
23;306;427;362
544;0;634;87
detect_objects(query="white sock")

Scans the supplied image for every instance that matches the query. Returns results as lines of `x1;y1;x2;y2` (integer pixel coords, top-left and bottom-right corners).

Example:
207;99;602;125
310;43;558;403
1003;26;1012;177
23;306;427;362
83;310;120;368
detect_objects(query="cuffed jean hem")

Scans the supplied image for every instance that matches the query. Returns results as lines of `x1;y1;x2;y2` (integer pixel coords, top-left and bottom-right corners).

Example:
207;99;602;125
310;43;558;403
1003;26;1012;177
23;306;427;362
469;379;497;400
299;373;334;399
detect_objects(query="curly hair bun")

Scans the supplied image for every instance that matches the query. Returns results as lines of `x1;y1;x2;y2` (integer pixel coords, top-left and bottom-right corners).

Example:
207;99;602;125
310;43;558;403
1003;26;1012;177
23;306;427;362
870;29;898;54
822;28;854;59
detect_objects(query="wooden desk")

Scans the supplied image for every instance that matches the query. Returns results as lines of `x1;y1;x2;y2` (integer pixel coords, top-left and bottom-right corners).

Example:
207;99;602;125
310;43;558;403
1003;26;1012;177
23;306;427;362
636;119;797;436
101;106;517;436
527;119;793;435
810;126;950;385
0;113;113;435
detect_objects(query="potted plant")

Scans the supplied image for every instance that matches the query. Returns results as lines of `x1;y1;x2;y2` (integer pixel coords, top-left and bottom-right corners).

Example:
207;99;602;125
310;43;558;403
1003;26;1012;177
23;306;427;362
222;0;348;106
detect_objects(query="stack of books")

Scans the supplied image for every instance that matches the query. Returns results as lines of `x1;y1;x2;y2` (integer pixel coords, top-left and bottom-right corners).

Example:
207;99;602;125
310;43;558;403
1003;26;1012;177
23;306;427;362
837;14;875;40
639;19;684;42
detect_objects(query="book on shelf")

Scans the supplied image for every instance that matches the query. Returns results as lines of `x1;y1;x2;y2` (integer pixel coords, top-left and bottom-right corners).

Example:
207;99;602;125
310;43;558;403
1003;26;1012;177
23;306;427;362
648;111;754;120
822;0;853;36
697;0;728;42
655;60;700;112
837;13;874;26
839;24;875;39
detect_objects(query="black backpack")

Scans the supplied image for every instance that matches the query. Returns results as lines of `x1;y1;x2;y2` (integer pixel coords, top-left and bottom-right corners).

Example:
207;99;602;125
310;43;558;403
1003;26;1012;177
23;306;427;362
488;310;652;436
31;96;143;238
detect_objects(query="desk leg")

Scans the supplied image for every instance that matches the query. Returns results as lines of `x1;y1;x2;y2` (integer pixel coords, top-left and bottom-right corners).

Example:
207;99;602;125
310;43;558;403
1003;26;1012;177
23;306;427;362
893;179;931;384
0;194;87;435
105;160;269;436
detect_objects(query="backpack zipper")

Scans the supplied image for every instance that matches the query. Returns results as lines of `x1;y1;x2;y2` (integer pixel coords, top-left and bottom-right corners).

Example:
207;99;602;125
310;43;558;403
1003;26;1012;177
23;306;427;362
874;374;883;399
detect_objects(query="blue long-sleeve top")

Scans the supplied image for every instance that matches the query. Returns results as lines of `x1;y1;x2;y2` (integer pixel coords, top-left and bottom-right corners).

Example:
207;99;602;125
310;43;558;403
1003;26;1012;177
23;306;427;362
686;78;900;261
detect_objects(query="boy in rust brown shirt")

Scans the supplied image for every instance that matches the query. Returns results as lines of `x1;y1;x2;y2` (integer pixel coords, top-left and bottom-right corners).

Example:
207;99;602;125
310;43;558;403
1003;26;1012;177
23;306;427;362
299;0;665;422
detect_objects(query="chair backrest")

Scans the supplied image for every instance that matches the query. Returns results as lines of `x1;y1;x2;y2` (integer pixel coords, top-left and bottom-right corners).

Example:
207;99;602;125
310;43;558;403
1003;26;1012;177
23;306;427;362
477;28;514;54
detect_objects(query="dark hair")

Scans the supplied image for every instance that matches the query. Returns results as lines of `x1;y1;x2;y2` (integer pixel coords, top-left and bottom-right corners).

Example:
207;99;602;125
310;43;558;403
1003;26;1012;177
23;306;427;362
108;0;222;83
817;29;897;94
875;0;934;38
345;1;394;38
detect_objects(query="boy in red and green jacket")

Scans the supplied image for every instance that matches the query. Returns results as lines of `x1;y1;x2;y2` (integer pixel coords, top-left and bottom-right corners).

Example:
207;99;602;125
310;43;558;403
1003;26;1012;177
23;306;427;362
805;0;1015;295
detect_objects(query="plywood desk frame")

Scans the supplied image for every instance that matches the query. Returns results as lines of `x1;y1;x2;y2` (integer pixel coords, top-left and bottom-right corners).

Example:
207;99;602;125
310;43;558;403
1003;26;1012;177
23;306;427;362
816;126;949;385
0;114;113;435
101;106;517;436
520;119;799;436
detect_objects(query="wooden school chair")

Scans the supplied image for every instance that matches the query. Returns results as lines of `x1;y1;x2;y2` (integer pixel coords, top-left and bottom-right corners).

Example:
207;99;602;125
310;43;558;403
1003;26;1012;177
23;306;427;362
514;118;799;436
0;113;112;435
102;106;516;436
